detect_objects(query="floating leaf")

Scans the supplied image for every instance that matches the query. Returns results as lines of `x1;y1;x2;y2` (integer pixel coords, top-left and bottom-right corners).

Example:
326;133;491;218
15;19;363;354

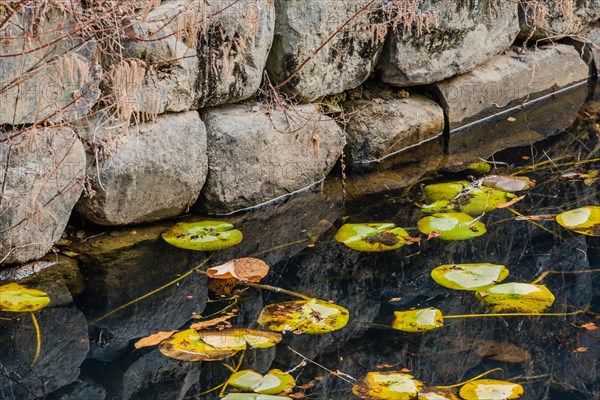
0;283;50;312
556;206;600;237
207;258;269;282
431;264;509;291
417;213;486;241
418;388;460;399
221;394;291;400
190;314;236;331
161;221;243;251
134;331;177;349
475;283;555;313
158;329;238;361
467;162;492;175
421;181;515;216
459;379;523;400
229;369;296;395
481;175;534;192
335;223;411;252
199;328;282;351
257;299;349;334
392;308;444;333
353;372;425;399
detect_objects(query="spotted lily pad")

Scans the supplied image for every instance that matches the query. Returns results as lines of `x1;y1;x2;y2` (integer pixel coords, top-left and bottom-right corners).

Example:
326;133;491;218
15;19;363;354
417;213;486;240
161;221;243;251
228;369;296;395
353;372;425;399
556;206;600;237
257;299;349;334
221;395;291;400
475;283;555;313
199;328;282;351
431;264;509;291
0;283;50;312
335;223;410;252
459;379;523;399
158;329;239;361
392;308;444;333
421;181;515;216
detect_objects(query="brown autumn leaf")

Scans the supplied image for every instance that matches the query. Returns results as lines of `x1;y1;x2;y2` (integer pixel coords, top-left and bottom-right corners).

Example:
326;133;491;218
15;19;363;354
581;322;598;331
515;214;555;221
376;363;399;369
134;331;177;349
207;277;239;296
427;231;441;240
206;257;270;282
573;347;588;353
496;195;526;209
388;298;402;303
190;313;236;331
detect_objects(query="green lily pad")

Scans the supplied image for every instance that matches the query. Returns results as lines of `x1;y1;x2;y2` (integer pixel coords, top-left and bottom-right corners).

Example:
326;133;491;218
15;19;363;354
421;181;514;216
475;283;555;313
417;213;486;240
158;329;239;361
353;372;425;399
257;298;349;334
556;206;600;237
199;328;282;351
221;394;291;400
161;221;243;251
335;223;410;252
481;175;534;192
431;264;509;291
459;379;523;399
392;308;444;333
0;283;51;312
467;162;492;175
228;369;296;395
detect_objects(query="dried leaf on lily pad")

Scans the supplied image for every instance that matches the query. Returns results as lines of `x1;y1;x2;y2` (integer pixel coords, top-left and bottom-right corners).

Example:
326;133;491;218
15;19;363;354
431;264;509;291
221;394;291;400
556;206;600;237
421;181;515;216
353;372;425;399
418;388;460;399
161;221;243;251
459;379;523;400
418;213;486;241
392;308;444;333
207;277;240;296
134;331;177;349
158;329;238;361
481;175;535;192
335;223;412;252
228;369;296;395
0;283;50;312
475;283;555;313
190;313;236;331
207;258;269;282
258;299;349;334
198;328;282;350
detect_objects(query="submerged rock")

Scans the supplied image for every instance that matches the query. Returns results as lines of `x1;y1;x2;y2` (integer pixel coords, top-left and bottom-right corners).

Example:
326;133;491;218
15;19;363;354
518;0;600;40
378;0;519;87
267;0;386;101
0;127;86;265
76;111;207;226
199;103;345;214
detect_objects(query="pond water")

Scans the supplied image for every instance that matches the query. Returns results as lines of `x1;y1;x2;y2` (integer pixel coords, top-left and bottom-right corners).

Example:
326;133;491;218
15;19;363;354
1;82;599;400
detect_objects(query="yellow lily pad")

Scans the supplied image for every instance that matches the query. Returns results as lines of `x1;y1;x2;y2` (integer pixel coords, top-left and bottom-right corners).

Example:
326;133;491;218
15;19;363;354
459;379;523;399
158;329;238;361
257;298;349;334
0;283;50;312
475;283;555;313
556;206;600;237
417;213;486;240
198;328;282;351
431;264;509;291
392;308;444;333
353;371;425;399
161;221;243;251
221;394;291;400
228;369;296;395
421;181;515;216
335;223;410;252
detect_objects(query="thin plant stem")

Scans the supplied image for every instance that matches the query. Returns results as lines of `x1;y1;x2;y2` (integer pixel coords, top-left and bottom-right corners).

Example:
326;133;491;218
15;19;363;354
287;346;356;385
507;207;563;240
436;368;504;389
219;350;245;397
443;309;586;319
531;269;600;284
29;312;41;368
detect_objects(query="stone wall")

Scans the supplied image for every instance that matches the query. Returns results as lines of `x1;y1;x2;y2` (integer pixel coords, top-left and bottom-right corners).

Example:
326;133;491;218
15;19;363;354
1;0;599;265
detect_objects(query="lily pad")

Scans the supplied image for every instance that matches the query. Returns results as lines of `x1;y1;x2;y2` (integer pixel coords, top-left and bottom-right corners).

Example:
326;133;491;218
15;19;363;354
481;175;534;192
353;372;425;399
228;369;296;395
431;264;509;291
199;328;282;351
221;395;291;400
161;221;243;251
421;181;515;216
475;283;555;313
556;206;600;237
417;213;486;240
0;283;50;312
459;379;523;400
335;223;410;252
158;329;239;361
257;299;349;334
392;308;444;333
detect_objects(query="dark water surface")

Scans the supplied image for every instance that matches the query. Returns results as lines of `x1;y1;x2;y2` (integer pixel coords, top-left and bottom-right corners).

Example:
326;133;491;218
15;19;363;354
1;82;599;400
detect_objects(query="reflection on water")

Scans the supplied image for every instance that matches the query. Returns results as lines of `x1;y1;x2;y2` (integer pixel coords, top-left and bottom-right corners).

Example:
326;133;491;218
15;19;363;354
1;83;599;400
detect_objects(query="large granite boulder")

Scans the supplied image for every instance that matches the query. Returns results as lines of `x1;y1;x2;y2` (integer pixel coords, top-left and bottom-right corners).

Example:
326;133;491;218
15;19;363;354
267;0;387;101
0;127;86;265
519;0;600;40
199;103;345;214
75;111;207;226
378;0;519;87
0;5;101;125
